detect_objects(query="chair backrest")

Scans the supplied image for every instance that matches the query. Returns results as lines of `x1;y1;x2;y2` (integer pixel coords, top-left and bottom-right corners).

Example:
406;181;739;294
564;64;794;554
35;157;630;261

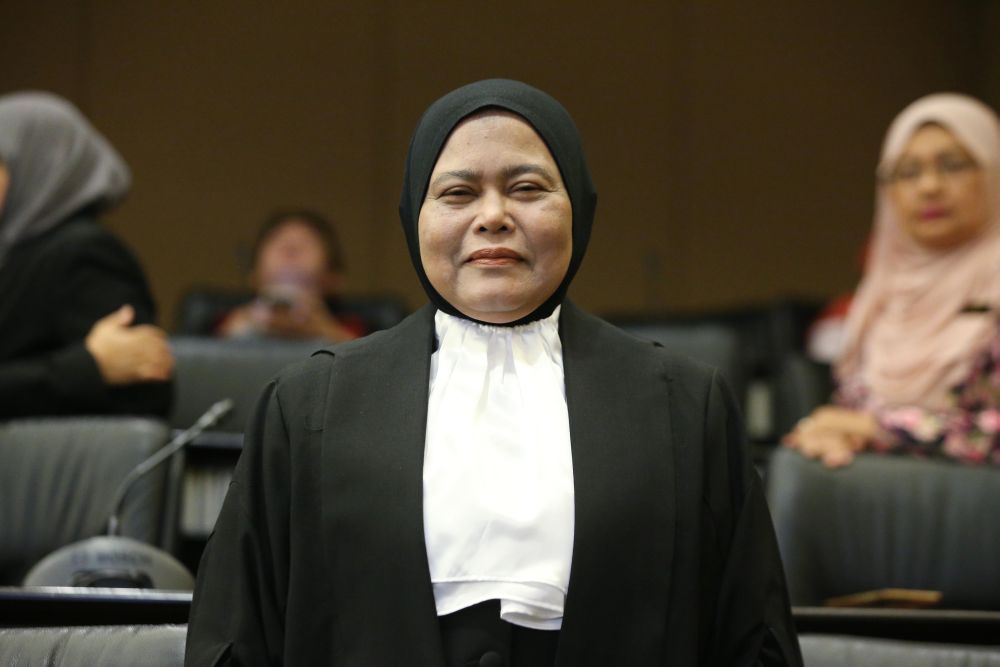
608;300;823;443
767;446;1000;608
615;321;746;402
0;417;176;585
174;286;408;335
772;351;834;438
0;624;186;667
174;288;247;335
341;294;410;333
169;337;320;433
799;634;1000;667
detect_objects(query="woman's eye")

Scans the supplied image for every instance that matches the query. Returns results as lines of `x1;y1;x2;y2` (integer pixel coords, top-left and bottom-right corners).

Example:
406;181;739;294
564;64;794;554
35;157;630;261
512;182;544;194
939;156;976;174
893;163;921;181
439;187;474;199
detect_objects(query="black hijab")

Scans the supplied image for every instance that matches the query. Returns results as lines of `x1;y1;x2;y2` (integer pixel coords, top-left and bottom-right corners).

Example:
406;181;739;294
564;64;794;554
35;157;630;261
399;79;597;326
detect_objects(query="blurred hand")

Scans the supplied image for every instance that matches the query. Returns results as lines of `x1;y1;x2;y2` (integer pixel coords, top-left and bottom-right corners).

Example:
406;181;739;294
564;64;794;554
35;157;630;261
85;305;175;384
782;405;878;468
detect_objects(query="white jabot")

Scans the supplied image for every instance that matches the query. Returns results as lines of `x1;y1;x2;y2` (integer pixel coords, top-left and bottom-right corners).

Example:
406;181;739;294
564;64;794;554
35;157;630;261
423;306;575;631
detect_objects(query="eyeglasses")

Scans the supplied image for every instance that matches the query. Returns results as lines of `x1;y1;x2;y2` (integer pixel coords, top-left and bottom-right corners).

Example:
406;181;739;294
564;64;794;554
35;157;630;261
883;154;979;186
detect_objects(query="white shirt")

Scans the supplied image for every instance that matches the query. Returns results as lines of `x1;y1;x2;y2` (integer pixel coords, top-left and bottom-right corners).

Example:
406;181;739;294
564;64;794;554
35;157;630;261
423;307;575;630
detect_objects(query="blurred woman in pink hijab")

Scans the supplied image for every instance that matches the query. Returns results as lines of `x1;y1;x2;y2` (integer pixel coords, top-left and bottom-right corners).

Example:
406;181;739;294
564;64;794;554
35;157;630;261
786;93;1000;467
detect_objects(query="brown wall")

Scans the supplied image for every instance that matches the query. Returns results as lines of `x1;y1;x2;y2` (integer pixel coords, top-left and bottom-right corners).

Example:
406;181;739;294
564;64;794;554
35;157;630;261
0;1;992;326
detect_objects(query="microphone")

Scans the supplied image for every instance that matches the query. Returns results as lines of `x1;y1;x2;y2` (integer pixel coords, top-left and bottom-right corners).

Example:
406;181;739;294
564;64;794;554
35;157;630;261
107;398;234;536
23;399;235;590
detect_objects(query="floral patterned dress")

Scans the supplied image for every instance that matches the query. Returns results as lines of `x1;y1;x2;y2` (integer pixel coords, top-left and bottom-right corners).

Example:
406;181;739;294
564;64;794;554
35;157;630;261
836;332;1000;464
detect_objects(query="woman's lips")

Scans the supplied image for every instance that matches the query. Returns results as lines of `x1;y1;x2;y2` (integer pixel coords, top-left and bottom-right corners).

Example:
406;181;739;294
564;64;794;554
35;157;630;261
466;247;523;265
920;207;951;220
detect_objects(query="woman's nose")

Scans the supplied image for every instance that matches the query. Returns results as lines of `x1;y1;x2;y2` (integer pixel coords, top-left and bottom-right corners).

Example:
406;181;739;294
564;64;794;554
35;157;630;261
476;190;511;233
915;167;944;193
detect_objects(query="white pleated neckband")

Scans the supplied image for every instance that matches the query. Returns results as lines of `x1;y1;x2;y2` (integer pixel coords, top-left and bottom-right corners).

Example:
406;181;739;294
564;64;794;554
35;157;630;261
423;306;575;631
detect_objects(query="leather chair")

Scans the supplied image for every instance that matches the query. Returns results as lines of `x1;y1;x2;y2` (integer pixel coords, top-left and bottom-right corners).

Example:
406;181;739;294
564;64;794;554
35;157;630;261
0;417;176;585
169;337;322;544
174;286;408;335
613;321;746;403
169;337;322;434
771;351;834;439
608;300;822;444
767;446;1000;608
799;634;1000;666
0;624;186;666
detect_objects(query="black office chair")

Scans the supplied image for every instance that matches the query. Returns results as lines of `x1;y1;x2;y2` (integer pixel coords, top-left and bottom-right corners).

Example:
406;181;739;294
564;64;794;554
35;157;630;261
0;624;186;666
771;351;834;438
169;337;323;548
608;300;822;443
169;336;322;434
799;634;1000;666
767;446;1000;609
0;417;178;585
613;321;746;403
174;286;408;335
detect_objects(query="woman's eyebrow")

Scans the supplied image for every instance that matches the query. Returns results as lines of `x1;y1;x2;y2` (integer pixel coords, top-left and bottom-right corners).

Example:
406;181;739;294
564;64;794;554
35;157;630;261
430;169;481;189
899;149;972;162
504;164;557;183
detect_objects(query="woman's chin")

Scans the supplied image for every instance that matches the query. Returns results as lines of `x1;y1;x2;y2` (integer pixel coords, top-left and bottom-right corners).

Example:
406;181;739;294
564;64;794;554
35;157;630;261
455;296;541;324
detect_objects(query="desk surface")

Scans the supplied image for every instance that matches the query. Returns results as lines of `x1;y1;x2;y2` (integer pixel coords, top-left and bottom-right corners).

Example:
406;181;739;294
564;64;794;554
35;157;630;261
4;590;1000;644
0;587;192;627
794;606;1000;644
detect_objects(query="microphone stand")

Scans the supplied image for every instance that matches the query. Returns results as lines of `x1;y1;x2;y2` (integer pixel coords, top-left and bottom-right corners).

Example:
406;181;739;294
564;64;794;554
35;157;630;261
107;398;233;536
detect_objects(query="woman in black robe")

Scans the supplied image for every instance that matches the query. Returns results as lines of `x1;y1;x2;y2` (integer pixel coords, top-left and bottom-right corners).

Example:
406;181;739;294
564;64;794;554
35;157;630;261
185;79;802;666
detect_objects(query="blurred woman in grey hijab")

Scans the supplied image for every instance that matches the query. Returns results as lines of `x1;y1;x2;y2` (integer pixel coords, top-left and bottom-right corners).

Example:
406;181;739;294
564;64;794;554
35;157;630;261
0;91;173;418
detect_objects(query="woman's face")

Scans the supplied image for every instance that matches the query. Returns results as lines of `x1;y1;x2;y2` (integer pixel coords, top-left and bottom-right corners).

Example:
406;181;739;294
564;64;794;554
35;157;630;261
253;219;338;293
888;124;989;250
418;111;572;324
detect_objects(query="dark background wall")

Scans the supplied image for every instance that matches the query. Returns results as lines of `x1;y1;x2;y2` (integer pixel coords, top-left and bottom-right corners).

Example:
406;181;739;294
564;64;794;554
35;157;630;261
1;1;997;326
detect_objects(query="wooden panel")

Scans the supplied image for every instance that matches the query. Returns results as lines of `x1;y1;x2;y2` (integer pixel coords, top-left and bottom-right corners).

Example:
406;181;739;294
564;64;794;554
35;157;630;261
0;2;987;324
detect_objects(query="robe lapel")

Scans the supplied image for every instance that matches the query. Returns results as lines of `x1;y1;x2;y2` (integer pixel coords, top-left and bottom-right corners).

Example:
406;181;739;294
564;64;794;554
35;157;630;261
320;305;447;665
556;302;676;665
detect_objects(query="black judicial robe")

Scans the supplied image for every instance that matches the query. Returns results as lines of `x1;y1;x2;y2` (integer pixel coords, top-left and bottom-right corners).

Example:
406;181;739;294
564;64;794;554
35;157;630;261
185;302;802;666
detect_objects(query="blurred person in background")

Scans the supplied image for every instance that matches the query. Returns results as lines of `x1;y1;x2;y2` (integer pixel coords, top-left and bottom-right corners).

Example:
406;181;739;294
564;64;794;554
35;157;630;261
0;92;172;419
215;209;365;342
786;94;1000;467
